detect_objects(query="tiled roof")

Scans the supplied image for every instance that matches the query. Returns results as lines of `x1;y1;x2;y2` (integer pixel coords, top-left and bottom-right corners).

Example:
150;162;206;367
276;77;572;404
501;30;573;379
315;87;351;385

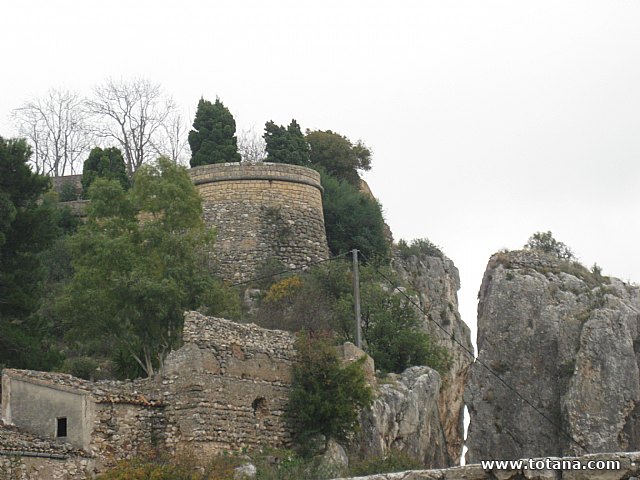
3;369;163;406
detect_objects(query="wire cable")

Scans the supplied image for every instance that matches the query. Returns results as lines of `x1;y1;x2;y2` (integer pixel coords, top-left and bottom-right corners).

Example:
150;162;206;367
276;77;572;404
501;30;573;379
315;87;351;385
357;249;590;456
228;251;350;287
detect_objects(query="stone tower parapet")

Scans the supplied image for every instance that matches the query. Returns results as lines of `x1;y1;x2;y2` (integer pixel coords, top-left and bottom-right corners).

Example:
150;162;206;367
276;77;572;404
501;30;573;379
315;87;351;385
189;163;330;283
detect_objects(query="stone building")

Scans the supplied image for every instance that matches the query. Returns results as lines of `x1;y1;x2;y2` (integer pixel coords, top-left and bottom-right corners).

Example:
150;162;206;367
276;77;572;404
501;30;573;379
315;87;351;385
0;313;316;478
1;369;165;458
158;312;297;456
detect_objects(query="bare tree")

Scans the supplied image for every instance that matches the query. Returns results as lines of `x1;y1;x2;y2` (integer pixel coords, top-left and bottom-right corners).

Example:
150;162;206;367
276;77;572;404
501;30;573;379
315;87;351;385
12;88;91;176
152;112;189;166
238;128;267;163
85;78;175;177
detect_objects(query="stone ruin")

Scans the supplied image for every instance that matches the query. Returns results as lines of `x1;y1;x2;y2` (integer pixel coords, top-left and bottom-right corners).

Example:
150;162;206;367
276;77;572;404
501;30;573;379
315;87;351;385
0;312;350;478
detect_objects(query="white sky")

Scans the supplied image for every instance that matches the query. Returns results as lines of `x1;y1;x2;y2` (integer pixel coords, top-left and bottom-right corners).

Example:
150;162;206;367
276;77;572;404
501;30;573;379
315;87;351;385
2;1;639;345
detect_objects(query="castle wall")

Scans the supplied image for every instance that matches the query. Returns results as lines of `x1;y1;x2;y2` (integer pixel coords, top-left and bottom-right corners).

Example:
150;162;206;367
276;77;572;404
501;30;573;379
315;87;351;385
89;402;165;465
189;163;330;282
159;312;296;455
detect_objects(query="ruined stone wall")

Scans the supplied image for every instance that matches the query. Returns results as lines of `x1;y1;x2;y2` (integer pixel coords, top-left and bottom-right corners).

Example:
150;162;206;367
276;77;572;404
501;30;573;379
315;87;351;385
189;163;330;282
158;312;296;455
0;422;95;480
90;402;165;465
0;454;95;480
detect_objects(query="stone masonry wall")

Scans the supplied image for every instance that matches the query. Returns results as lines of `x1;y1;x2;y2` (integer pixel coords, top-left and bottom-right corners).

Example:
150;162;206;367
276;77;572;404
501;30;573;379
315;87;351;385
158;312;296;456
189;163;330;282
89;402;165;467
0;455;95;480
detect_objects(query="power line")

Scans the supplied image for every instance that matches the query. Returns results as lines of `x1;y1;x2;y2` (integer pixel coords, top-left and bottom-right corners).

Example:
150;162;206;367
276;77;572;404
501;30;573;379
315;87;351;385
227;248;589;455
228;251;350;288
357;250;590;456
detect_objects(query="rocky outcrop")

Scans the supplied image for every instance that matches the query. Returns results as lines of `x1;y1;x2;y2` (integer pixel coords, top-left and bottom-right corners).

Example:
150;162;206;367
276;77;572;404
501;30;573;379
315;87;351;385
357;366;448;468
465;250;640;462
392;251;473;465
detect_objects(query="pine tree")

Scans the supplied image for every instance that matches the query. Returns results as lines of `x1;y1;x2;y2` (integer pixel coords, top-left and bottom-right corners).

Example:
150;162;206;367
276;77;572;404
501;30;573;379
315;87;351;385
188;98;241;167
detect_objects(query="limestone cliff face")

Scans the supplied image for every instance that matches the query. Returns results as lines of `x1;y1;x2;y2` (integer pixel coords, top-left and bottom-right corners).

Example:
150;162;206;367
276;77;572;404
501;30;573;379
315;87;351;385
465;250;640;462
357;366;448;468
390;250;474;465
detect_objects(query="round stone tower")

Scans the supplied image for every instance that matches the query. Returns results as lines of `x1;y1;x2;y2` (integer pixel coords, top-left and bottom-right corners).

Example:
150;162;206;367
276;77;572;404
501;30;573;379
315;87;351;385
189;163;330;283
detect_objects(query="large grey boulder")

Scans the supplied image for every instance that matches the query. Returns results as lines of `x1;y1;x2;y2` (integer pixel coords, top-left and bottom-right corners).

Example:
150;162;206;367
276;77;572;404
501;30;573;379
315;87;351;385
465;250;640;462
357;366;448;468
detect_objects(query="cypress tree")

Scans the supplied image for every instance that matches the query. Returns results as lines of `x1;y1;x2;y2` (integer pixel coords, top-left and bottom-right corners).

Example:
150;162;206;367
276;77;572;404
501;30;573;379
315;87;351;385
263;119;310;165
189;98;241;167
81;146;129;198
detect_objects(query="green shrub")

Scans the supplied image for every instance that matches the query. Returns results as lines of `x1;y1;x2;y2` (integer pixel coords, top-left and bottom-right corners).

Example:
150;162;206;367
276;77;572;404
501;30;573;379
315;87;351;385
524;231;574;260
396;238;443;259
58;181;79;201
62;356;99;380
252;262;349;334
348;450;423;476
94;458;200;480
287;333;373;453
356;284;451;375
252;260;451;376
81;146;129;198
95;452;244;480
253;449;319;480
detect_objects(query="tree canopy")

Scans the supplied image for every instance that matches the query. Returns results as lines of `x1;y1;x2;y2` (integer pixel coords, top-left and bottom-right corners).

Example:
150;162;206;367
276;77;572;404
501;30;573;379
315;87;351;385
287;334;372;451
263;119;310;165
12;89;91;177
189;98;241;167
306;130;371;186
0;137;68;370
320;169;389;260
86;78;176;177
57;157;237;377
81;146;129;197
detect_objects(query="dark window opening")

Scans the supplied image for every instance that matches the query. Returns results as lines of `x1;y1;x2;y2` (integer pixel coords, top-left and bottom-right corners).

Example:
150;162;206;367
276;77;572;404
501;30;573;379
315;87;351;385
56;417;67;438
252;397;268;419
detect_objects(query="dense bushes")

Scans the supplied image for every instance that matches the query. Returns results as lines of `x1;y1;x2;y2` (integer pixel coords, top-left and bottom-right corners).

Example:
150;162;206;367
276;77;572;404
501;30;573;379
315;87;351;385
524;231;574;260
287;333;373;452
94;448;425;480
0;137;75;371
396;238;443;259
320;170;388;260
252;260;450;375
56;158;239;377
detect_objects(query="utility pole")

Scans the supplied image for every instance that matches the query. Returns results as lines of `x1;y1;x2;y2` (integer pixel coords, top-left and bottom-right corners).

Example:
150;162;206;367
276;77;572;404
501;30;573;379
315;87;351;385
352;249;362;349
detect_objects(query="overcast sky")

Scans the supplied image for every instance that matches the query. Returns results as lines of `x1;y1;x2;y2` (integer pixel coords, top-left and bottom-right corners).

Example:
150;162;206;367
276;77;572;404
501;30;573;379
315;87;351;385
2;1;639;345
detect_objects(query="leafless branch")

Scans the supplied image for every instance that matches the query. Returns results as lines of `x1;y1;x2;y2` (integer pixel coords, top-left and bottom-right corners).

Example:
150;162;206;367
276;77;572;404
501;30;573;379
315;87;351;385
85;78;176;176
238;128;267;164
12;88;91;177
151;112;189;166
